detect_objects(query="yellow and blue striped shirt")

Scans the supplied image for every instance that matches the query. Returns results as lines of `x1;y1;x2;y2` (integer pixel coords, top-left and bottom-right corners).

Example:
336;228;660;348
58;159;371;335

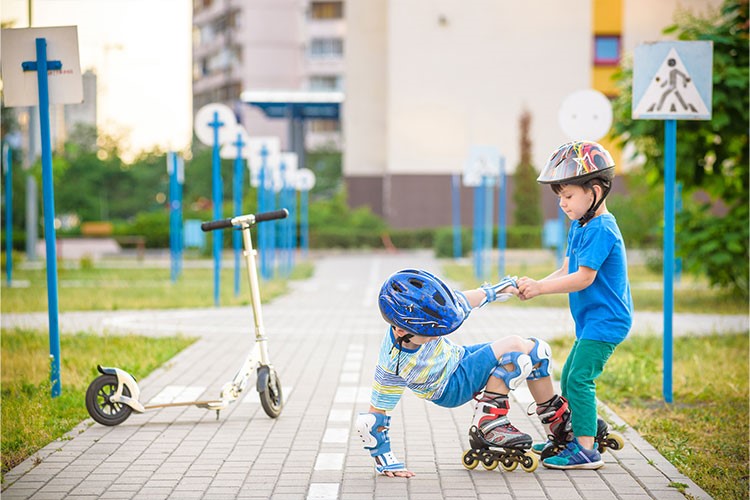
370;328;464;411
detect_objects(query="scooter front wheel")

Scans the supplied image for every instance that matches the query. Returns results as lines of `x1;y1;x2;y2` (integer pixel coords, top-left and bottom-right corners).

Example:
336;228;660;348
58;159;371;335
86;374;133;426
258;366;283;419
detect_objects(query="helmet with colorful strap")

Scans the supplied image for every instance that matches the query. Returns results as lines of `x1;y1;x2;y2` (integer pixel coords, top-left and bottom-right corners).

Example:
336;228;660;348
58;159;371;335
537;140;615;185
378;269;468;336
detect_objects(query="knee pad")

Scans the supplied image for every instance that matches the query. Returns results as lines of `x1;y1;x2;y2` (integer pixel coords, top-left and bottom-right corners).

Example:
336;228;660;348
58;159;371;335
491;352;532;390
356;412;392;456
526;337;552;380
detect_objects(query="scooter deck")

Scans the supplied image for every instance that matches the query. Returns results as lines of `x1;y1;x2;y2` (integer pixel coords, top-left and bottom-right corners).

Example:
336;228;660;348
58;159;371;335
144;400;225;410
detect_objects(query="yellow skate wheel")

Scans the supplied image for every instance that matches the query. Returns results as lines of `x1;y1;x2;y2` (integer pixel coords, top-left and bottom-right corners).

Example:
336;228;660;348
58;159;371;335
606;432;625;451
520;452;539;473
481;456;498;471
500;457;518;472
462;449;479;470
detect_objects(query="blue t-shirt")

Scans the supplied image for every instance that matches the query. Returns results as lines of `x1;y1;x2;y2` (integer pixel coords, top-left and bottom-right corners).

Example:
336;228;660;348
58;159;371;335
566;213;633;344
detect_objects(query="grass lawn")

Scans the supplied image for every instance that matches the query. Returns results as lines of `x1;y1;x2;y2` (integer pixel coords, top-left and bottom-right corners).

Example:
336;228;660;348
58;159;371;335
550;333;748;500
1;261;314;313
0;328;196;479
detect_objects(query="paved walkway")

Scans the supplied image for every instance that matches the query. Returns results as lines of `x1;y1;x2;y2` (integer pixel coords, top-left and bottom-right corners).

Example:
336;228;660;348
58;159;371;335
4;250;744;500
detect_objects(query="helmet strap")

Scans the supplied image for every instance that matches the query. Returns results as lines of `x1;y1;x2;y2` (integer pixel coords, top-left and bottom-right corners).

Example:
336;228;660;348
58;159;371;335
577;182;611;226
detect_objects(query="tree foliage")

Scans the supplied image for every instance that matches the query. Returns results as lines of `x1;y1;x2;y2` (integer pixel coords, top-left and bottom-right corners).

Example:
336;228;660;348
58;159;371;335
610;0;748;297
512;109;543;226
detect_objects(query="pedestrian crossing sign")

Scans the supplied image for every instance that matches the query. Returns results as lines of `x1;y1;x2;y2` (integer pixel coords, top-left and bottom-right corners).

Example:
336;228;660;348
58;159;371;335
632;41;713;120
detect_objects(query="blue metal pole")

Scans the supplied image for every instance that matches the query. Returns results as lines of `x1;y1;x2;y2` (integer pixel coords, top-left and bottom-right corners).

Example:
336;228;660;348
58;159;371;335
258;145;269;280
232;135;245;296
557;207;566;267
474;184;485;280
663;119;676;404
451;174;461;259
675;182;682;283
301;189;309;258
33;38;62;397
497;157;506;278
484;176;493;279
177;156;184;279
4;143;12;286
210;112;224;306
168;152;178;283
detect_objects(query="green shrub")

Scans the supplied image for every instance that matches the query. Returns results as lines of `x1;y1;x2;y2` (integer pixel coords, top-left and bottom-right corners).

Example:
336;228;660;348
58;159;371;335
434;226;470;258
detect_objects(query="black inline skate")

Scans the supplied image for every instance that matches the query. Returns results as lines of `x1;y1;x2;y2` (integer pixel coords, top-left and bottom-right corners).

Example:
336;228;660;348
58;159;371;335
461;393;539;472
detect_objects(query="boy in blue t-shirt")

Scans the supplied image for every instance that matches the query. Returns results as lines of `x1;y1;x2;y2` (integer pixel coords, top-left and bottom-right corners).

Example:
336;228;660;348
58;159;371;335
517;141;633;470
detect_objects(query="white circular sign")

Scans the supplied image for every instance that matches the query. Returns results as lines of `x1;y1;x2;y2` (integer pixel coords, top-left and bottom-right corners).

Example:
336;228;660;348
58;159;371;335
295;168;316;191
558;90;613;141
219;125;251;160
194;103;237;146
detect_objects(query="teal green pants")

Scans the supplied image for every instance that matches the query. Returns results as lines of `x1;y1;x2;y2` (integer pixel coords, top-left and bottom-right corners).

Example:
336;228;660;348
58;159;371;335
560;339;617;437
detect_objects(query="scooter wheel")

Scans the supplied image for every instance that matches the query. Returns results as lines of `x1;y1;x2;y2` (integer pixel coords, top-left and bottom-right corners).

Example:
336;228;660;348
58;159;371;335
259;367;283;419
85;374;132;426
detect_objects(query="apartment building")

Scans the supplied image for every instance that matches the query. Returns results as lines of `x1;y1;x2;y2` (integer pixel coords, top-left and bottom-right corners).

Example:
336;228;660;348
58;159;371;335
192;0;345;152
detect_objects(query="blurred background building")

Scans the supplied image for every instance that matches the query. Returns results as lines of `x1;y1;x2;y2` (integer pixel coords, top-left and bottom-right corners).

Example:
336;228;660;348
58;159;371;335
190;0;720;228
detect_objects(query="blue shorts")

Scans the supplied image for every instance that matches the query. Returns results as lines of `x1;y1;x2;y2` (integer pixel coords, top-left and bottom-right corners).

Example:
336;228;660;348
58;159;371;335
432;342;497;408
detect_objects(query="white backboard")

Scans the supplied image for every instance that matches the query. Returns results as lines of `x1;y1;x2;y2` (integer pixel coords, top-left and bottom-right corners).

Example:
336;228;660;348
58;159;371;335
1;26;83;107
194;103;236;146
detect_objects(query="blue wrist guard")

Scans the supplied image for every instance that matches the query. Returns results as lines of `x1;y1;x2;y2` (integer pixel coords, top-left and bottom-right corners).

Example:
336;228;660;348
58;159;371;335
479;275;518;307
356;412;408;474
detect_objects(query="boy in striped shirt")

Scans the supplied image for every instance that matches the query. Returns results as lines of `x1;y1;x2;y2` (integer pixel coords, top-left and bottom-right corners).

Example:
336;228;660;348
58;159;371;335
356;269;574;477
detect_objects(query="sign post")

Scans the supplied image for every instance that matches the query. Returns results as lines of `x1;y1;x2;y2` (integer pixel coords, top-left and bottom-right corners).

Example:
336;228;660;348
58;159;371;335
295;168;316;258
221;126;250;296
195;103;236;305
633;41;713;403
1;26;83;397
248;137;281;279
465;146;501;281
3;143;12;286
167;152;184;283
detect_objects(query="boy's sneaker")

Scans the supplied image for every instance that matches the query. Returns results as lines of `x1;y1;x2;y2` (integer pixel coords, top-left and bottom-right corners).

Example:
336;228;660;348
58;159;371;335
531;441;550;455
542;438;603;470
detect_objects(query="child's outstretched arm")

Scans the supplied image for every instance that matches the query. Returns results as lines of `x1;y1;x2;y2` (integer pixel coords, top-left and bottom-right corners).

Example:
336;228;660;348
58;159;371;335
460;275;519;309
356;407;415;478
518;261;596;300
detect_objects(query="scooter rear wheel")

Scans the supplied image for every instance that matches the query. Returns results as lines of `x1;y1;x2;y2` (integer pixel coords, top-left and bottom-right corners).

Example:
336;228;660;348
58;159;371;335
86;374;133;426
259;368;283;419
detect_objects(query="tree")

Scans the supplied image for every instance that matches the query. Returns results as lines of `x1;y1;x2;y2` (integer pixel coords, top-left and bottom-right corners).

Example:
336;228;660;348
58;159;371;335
512;109;542;226
610;0;748;297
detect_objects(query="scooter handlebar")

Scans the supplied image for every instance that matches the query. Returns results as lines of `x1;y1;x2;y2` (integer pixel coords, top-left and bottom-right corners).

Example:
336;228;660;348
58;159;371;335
200;218;233;232
255;208;289;223
201;209;289;232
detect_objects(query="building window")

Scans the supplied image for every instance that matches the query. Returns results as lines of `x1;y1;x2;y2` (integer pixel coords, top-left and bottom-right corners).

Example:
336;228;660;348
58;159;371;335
309;38;344;59
309;75;342;91
594;35;620;65
310;1;343;20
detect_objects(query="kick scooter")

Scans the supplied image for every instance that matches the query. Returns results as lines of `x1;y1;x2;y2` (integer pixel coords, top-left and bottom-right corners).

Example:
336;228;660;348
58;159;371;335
85;209;289;426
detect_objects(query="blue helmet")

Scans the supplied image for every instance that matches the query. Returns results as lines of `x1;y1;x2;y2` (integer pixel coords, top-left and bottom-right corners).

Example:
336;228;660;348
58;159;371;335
378;269;468;336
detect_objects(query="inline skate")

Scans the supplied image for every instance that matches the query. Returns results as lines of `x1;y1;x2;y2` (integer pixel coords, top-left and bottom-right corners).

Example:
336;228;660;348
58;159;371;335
461;393;538;472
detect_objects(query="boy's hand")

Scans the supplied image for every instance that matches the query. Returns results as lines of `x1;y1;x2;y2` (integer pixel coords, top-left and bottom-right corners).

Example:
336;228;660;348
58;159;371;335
383;468;415;478
517;277;542;300
356;412;414;478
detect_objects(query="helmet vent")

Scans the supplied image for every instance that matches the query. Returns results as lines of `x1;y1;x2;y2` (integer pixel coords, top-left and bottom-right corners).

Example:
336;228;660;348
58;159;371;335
421;306;440;319
408;278;424;289
391;282;405;293
432;292;446;306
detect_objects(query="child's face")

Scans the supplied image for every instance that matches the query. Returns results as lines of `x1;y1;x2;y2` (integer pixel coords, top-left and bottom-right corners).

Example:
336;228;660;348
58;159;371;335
556;184;595;221
393;327;435;346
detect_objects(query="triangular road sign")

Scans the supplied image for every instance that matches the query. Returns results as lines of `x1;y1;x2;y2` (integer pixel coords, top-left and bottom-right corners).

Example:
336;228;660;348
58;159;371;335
633;48;710;120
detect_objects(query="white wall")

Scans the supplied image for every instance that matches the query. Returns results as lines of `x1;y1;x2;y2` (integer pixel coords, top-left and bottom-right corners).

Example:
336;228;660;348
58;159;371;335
344;0;724;180
387;0;590;176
